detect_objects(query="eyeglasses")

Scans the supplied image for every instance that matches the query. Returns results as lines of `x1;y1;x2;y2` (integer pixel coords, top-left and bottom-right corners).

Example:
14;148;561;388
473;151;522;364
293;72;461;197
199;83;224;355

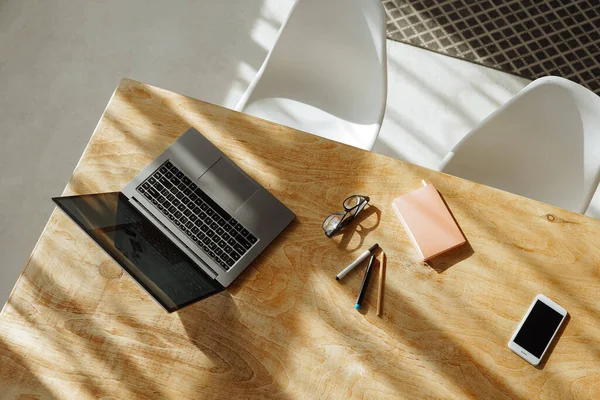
322;195;370;238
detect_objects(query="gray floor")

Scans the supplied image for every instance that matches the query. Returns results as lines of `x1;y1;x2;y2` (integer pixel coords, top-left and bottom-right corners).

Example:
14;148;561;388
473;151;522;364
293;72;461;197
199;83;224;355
0;0;294;304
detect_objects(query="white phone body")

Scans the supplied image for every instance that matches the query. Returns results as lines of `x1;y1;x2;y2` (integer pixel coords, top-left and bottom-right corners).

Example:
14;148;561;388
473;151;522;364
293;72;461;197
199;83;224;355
508;294;567;366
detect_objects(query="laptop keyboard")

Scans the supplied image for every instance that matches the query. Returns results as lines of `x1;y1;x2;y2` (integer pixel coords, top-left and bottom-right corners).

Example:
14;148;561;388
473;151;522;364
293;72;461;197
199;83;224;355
136;160;258;271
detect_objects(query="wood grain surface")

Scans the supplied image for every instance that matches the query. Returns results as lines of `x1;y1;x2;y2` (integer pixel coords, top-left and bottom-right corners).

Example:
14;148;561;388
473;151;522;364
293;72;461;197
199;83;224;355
1;79;599;400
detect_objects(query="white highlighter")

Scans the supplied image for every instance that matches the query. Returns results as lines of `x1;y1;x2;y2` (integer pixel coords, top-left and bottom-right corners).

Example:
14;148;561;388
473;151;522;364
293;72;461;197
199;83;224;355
336;243;379;280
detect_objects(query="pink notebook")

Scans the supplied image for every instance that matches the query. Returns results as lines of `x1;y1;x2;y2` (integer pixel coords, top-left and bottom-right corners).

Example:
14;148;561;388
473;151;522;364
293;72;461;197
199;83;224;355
392;182;466;260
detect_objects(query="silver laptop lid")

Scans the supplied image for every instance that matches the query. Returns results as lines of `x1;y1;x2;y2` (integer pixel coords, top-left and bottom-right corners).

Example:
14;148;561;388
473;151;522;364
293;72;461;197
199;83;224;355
122;128;295;287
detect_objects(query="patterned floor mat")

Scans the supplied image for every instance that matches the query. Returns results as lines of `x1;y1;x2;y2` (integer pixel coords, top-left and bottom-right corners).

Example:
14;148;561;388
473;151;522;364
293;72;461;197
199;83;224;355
383;0;600;94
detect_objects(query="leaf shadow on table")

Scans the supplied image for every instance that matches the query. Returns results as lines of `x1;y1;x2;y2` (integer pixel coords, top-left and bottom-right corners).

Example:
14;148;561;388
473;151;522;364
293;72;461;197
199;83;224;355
2;211;176;399
176;220;302;399
28;211;295;399
176;293;297;399
327;277;528;399
0;335;56;400
177;292;295;399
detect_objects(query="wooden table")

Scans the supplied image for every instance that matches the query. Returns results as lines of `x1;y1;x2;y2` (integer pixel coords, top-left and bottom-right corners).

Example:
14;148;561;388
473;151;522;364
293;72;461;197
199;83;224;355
1;79;599;400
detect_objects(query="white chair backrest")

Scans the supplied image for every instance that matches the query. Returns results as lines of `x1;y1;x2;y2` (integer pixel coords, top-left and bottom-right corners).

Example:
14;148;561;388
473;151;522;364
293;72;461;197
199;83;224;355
236;0;387;150
441;77;600;213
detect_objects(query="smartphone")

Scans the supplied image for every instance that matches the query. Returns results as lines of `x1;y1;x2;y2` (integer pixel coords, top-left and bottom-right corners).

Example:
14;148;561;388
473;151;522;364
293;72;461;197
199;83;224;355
508;294;567;366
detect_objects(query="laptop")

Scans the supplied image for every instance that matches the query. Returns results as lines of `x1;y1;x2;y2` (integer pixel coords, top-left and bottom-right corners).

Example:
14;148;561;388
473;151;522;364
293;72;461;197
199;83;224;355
53;128;295;312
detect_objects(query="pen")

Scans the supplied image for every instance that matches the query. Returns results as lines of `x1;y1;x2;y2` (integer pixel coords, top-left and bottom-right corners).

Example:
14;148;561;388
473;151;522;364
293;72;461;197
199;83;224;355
336;243;379;280
355;254;376;310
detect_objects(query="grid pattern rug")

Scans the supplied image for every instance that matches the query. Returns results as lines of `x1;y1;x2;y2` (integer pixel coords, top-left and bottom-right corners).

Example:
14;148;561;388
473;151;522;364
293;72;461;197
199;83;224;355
383;0;600;94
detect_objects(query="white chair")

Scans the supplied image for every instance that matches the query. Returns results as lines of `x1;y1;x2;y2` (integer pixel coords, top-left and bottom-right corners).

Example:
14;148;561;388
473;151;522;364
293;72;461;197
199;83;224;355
235;0;387;151
440;76;600;214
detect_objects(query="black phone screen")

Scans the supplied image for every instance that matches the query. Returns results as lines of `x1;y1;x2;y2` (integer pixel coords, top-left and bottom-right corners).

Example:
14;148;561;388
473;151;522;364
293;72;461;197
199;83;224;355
514;300;564;358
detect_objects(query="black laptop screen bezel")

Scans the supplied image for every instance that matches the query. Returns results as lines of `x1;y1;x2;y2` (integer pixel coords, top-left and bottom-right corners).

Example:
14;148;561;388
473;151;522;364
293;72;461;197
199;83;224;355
52;192;224;312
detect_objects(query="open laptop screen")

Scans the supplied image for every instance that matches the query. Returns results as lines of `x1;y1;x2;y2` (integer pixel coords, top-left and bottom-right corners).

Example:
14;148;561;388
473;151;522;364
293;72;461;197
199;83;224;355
53;192;223;312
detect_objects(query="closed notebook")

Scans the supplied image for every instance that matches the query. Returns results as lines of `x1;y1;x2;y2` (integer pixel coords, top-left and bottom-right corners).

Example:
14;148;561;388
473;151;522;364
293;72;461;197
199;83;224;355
392;183;465;260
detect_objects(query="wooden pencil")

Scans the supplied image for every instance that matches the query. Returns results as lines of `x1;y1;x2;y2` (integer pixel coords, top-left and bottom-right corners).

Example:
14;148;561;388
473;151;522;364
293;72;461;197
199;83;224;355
377;252;385;316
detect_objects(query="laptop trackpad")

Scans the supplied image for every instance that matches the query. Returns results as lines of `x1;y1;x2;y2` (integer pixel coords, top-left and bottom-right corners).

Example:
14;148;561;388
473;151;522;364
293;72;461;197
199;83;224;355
197;158;258;211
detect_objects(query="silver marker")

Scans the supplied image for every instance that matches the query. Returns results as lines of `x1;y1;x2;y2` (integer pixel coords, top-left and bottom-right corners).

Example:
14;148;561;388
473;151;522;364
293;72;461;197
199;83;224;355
336;243;379;280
